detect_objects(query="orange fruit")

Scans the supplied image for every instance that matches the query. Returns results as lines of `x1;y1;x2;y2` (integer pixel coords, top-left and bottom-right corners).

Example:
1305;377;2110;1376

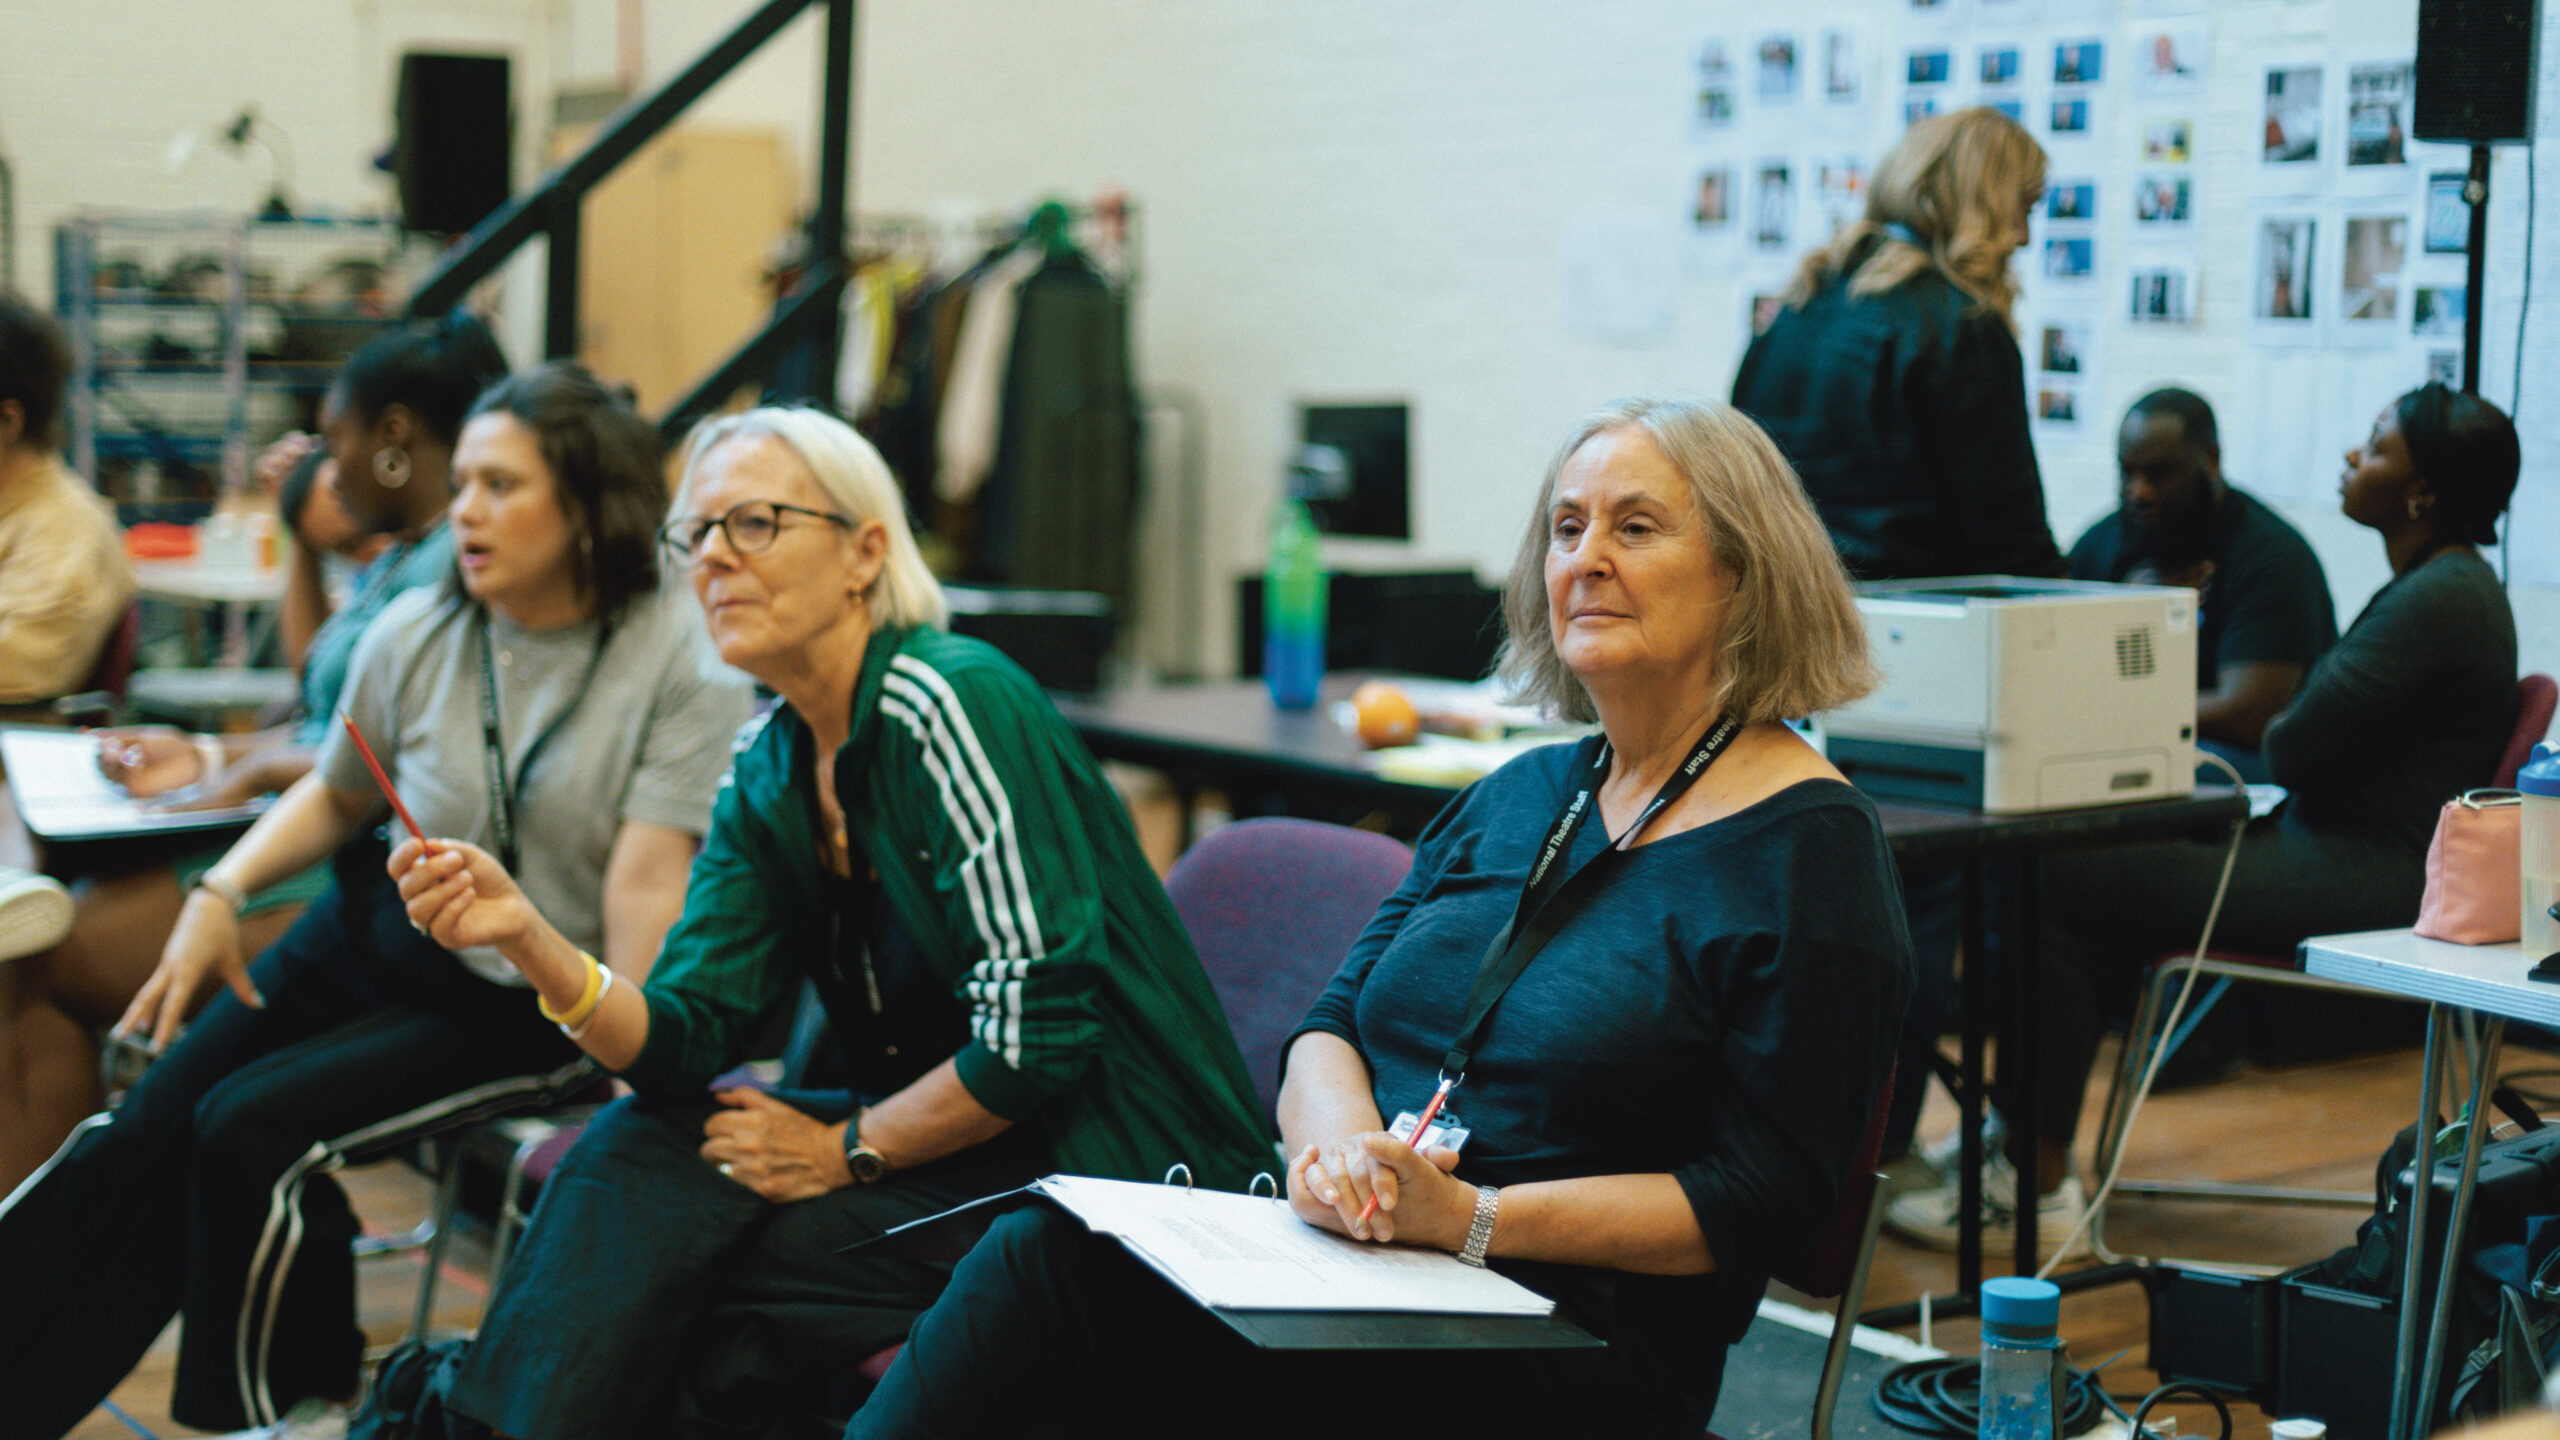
1351;681;1421;749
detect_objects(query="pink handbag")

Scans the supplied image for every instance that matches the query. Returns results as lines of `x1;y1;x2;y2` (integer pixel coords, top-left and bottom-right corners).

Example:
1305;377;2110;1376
2415;789;2523;944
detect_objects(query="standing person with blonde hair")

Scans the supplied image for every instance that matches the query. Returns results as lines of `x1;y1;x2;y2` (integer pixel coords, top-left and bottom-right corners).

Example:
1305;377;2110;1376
1732;106;2066;582
1732;107;2064;1215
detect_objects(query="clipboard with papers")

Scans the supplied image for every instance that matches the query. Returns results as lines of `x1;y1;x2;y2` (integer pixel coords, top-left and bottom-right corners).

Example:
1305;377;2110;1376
856;1171;1603;1351
0;728;271;842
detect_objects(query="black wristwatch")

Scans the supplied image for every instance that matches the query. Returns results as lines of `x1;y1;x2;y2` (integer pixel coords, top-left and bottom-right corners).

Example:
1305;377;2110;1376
844;1111;889;1184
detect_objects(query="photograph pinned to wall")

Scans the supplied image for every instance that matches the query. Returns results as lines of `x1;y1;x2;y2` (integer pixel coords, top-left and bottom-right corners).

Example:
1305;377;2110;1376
2424;172;2470;253
1816;160;1869;236
2426;350;2461;388
2036;384;2085;433
1907;92;1945;126
2133;171;2192;227
1822;29;1864;105
1753;162;1796;250
1908;47;1953;86
1694;37;1740;132
2252;214;2318;341
2038;319;2093;375
1692;166;1734;232
2053;39;2104;86
1906;0;1962;25
2412;284;2466;339
2050;94;2094;139
1748;290;1789;339
1979;44;2021;88
2128;260;2199;324
2044;235;2095;282
2142;119;2193;164
2337;214;2407;337
2343;62;2413;176
2047;179;2097;222
2133;24;2207;96
2261;65;2324;184
1984;96;2025;122
1759;34;1801;103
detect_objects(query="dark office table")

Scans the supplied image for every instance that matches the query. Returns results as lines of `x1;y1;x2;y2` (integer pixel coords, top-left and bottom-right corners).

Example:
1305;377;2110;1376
1057;678;2251;1298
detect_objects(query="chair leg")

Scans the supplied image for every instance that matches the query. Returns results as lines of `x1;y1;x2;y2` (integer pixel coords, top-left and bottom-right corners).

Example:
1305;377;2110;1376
410;1138;466;1343
1811;1174;1890;1440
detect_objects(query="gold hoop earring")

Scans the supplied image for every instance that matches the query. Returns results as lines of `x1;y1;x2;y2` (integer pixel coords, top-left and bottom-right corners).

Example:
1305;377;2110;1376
374;448;410;489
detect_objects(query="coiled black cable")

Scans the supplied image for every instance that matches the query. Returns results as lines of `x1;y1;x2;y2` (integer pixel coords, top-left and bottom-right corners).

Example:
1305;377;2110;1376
1871;1358;2112;1437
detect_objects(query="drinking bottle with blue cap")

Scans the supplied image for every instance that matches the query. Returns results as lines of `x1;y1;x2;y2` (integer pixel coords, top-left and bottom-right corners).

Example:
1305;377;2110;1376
1979;1277;2065;1440
2520;743;2560;957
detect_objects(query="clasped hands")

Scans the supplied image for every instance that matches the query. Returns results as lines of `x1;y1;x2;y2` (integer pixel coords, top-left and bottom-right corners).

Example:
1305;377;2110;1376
1287;1129;1474;1251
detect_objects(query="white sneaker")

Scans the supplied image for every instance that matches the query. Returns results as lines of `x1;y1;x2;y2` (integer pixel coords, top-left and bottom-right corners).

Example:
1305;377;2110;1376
211;1399;348;1440
1882;1153;2089;1260
0;868;71;962
1917;1107;2007;1181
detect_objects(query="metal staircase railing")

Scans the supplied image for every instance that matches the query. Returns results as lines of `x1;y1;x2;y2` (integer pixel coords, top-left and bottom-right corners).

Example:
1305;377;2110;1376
402;0;854;438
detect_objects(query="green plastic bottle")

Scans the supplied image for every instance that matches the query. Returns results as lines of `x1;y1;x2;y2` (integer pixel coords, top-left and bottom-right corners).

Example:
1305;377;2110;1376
1264;498;1326;709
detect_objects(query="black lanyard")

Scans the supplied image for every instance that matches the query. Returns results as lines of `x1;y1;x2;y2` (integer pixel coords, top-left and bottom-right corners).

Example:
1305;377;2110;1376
1438;713;1742;1083
474;611;609;873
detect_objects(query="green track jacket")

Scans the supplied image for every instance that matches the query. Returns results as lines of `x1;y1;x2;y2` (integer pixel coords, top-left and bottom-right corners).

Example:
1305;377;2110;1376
623;625;1275;1192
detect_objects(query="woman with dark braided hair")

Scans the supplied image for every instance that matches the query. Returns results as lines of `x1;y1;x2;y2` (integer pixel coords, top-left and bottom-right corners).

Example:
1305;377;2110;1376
1888;382;2523;1250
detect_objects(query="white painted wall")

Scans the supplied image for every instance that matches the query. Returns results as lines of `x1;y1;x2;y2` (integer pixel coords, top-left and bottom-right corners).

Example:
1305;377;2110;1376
7;0;2555;690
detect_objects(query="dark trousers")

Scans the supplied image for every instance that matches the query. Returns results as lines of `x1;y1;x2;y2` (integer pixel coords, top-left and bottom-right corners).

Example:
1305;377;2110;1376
0;878;572;1440
445;1094;1050;1440
848;1206;1717;1440
2029;817;2426;1151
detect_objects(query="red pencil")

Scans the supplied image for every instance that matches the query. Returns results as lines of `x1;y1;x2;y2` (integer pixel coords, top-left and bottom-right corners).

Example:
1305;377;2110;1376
1355;1076;1454;1230
338;710;435;854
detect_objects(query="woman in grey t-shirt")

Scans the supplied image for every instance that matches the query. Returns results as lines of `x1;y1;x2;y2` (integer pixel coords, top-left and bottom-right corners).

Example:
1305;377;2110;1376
0;364;753;1438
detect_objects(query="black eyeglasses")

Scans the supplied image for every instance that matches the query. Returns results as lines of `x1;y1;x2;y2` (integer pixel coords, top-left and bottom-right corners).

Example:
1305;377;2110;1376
658;501;852;563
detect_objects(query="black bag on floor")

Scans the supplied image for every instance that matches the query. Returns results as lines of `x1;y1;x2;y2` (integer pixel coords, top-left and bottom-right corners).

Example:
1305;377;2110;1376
2295;1094;2560;1431
348;1338;491;1440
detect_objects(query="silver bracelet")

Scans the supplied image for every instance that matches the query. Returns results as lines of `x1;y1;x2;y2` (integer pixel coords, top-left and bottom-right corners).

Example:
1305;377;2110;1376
194;874;248;913
1456;1184;1500;1267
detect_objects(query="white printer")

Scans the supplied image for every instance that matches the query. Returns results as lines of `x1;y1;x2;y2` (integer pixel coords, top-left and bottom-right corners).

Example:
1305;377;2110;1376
1823;577;2199;814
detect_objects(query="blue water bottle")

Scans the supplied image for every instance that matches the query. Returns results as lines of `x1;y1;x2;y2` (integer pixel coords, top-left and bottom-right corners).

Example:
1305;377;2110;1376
1978;1277;2063;1440
1263;497;1326;709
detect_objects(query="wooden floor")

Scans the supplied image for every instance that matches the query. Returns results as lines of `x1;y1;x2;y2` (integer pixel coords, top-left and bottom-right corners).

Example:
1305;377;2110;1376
69;1035;2438;1440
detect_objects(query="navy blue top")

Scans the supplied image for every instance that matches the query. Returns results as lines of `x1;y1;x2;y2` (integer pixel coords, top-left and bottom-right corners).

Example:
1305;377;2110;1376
1291;741;1913;1420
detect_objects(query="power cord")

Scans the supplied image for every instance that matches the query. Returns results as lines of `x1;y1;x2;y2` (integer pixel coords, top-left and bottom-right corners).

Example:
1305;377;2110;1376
1873;1359;2238;1440
2046;750;2252;1278
1871;1355;2112;1436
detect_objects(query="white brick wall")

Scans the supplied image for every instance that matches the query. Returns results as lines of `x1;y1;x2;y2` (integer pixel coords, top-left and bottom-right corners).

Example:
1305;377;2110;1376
11;0;2557;686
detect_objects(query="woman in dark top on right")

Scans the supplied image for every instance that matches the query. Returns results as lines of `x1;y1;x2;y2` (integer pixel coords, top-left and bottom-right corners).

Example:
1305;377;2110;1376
1886;383;2523;1253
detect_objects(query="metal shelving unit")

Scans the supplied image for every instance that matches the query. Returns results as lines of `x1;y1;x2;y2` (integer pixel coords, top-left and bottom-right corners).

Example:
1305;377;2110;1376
54;213;427;522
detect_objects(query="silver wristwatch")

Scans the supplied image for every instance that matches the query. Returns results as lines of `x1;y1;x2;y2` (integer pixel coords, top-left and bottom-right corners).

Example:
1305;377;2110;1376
1456;1184;1500;1267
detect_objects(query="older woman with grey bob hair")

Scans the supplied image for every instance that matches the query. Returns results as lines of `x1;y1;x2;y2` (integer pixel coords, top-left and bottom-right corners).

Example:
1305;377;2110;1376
843;396;1915;1438
382;407;1271;1440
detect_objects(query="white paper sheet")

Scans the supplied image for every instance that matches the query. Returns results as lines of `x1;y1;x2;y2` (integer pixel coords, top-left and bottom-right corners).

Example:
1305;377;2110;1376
1032;1175;1556;1316
0;728;270;841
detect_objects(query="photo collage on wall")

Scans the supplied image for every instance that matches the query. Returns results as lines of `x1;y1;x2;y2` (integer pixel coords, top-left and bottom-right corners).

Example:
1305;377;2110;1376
1678;5;2472;436
2241;53;2466;376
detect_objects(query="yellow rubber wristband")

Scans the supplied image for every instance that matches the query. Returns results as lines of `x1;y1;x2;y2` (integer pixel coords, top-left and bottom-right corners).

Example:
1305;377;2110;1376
538;950;605;1027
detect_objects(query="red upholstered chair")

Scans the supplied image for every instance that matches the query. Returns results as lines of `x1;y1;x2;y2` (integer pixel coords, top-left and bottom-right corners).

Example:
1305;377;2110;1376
2089;673;2559;1227
1776;1067;1898;1440
44;603;140;725
1162;817;1416;1127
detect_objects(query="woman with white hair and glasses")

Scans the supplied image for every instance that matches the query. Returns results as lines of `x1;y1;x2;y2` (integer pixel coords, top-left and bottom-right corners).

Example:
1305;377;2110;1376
842;398;1914;1438
381;406;1270;1440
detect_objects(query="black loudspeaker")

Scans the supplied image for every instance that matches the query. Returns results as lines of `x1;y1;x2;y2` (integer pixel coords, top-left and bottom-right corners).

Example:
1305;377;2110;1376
2414;0;2540;144
394;53;513;234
